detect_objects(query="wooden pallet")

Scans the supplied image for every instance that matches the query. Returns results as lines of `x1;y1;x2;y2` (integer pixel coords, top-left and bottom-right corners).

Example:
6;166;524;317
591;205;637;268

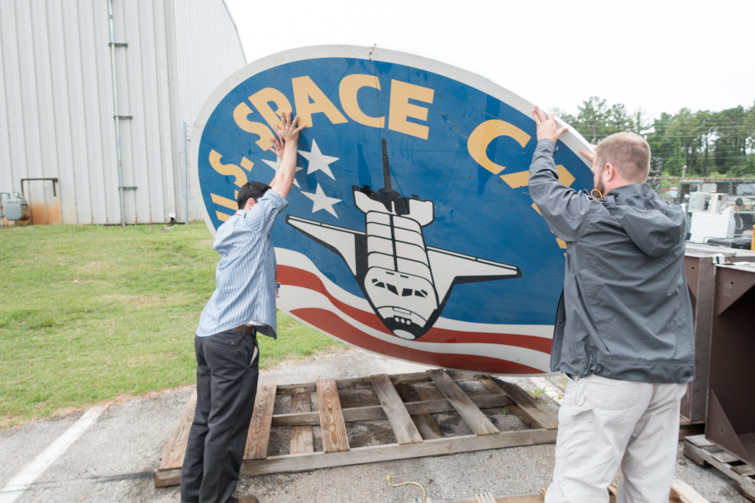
404;477;709;503
153;369;559;487
679;418;705;440
684;434;755;501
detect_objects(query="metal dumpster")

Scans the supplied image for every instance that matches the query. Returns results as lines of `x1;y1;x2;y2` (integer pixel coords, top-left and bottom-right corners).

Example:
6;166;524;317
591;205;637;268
707;261;755;464
682;245;755;423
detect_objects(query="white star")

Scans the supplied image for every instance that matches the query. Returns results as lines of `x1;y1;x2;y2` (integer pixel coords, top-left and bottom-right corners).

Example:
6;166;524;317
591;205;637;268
262;157;303;188
299;140;339;180
301;183;342;218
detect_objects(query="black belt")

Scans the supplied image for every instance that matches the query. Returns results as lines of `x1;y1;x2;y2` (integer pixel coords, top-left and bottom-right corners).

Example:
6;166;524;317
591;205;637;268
231;325;257;335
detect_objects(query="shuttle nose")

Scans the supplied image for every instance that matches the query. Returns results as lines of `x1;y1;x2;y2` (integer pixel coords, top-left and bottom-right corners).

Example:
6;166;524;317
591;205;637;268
393;329;416;340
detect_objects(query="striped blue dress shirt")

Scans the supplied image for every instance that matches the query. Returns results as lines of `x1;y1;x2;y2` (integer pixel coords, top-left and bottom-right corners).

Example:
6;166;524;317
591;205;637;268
196;190;288;339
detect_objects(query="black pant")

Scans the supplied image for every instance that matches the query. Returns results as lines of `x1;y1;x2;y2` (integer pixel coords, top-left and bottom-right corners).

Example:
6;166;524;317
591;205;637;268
180;329;259;503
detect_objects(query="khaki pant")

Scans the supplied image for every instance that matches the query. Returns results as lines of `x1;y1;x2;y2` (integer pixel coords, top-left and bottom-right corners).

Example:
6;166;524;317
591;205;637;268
545;375;687;503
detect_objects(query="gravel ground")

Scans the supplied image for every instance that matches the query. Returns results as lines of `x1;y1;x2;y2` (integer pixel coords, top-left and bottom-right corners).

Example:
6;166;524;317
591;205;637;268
0;349;749;503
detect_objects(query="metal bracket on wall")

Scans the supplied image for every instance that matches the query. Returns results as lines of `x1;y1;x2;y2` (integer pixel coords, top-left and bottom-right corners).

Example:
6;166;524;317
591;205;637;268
114;115;133;120
108;42;128;47
119;186;137;190
21;177;58;197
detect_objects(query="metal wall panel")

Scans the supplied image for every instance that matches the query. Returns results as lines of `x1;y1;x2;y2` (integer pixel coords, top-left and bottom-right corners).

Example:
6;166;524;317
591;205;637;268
0;0;245;224
172;0;246;222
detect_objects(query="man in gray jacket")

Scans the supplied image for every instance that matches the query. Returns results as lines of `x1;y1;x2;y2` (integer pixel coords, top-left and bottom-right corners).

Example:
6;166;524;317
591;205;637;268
529;107;695;503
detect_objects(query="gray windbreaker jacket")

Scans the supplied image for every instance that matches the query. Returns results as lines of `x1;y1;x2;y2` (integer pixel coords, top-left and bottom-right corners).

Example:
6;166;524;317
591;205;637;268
529;139;695;383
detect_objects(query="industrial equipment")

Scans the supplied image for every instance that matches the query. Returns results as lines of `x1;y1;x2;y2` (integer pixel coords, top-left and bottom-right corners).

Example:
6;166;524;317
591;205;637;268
0;192;30;223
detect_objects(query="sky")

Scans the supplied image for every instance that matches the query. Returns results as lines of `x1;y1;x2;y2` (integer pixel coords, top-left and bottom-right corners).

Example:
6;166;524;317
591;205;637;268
224;0;755;122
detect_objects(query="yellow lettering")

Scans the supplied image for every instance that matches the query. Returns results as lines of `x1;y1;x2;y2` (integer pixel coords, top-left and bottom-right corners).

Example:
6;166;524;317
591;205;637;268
501;164;574;189
339;74;384;128
249;88;292;130
532;202;568;252
501;171;530;189
467;120;531;175
233;103;273;150
388;80;434;139
556;165;575;187
467;119;531;176
211;193;239;211
240;157;253;172
292;76;347;127
209;150;247;187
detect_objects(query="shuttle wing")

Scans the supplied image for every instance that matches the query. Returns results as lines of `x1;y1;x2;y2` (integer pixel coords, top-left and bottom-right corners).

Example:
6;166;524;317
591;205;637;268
426;246;521;303
286;216;364;276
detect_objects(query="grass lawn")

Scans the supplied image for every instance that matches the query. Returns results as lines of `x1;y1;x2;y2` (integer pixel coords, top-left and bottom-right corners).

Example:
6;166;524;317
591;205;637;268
0;222;345;427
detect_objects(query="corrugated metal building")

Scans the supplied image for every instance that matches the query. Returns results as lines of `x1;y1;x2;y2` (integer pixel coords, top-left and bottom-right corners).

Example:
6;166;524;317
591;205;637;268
0;0;246;224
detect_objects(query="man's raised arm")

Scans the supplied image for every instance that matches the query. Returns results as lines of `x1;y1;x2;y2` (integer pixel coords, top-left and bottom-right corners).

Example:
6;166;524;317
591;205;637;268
269;111;306;200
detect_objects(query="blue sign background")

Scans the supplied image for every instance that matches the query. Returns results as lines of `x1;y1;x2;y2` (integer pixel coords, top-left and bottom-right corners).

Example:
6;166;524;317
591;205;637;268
196;54;593;327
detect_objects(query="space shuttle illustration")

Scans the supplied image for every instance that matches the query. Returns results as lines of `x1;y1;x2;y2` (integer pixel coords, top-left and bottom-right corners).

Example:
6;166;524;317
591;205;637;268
286;139;522;340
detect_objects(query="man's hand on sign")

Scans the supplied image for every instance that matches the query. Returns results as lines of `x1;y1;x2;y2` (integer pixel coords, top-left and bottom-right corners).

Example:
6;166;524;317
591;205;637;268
532;106;568;144
580;149;595;163
270;111;305;159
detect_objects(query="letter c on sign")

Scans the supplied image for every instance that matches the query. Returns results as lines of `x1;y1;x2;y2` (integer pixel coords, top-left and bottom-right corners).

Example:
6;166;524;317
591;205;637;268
467;120;531;175
339;74;384;128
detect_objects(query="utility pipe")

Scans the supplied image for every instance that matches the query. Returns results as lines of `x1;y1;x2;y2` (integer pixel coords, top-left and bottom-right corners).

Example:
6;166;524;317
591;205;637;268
20;177;58;197
184;123;191;224
21;178;59;224
0;192;8;228
107;0;126;226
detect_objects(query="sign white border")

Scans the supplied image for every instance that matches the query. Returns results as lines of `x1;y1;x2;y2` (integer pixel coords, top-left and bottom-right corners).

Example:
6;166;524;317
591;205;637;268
190;45;593;236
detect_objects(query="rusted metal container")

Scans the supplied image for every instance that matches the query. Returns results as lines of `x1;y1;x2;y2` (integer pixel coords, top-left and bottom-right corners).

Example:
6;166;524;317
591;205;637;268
681;245;755;423
707;261;755;464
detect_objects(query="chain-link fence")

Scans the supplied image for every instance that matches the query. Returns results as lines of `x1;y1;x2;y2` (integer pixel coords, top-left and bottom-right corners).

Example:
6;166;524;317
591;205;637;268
648;177;755;239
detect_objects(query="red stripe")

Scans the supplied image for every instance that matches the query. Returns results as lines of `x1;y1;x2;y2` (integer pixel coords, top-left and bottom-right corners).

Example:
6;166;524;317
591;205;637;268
278;264;552;354
291;307;545;375
278;265;391;333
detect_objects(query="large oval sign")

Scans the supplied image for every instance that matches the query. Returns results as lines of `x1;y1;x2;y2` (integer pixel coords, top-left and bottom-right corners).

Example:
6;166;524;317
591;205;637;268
191;46;593;375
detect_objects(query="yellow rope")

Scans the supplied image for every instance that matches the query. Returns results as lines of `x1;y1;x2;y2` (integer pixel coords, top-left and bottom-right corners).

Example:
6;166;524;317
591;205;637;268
386;475;426;500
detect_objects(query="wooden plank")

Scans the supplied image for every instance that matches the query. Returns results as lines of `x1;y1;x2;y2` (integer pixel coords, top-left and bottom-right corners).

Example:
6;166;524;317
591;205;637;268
289;392;314;454
395;382;443;440
449;496;544;503
670;479;710;503
679;421;705;441
157;389;196;471
316;378;350;453
239;428;556;478
684;438;755;501
270;393;514;427
427;369;499;436
153;468;182;488
391;369;479;386
732;463;755;476
712;451;740;464
475;493;497;503
244;383;277;460
275;369;480;395
371;374;423;444
477;376;559;430
686;434;716;449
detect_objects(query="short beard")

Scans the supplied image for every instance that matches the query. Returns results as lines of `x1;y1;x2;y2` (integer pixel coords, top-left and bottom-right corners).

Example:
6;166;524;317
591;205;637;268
594;178;605;196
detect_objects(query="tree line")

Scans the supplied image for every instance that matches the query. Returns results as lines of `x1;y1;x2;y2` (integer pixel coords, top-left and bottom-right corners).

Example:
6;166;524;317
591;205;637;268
557;97;755;177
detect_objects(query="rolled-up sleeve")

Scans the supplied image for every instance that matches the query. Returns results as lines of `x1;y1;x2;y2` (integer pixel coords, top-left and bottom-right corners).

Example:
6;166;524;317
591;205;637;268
242;190;289;235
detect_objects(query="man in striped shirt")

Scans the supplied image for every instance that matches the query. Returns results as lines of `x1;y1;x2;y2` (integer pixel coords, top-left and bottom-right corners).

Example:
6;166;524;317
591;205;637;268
181;112;305;503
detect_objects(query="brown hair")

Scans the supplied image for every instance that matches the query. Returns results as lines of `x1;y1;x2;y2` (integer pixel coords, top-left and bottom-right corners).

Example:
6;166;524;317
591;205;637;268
595;132;651;183
237;181;271;209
